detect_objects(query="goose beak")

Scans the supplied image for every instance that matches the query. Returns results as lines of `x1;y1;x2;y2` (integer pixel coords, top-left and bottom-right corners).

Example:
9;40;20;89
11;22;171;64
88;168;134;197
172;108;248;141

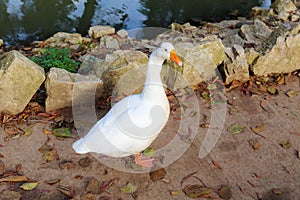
170;50;183;66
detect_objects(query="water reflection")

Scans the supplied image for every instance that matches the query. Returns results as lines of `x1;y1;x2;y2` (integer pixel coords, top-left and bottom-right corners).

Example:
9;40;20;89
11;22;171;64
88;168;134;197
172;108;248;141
0;0;265;45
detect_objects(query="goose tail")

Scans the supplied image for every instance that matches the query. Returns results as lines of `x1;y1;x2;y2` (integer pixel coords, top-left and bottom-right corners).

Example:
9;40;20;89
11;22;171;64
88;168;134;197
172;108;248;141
72;139;90;154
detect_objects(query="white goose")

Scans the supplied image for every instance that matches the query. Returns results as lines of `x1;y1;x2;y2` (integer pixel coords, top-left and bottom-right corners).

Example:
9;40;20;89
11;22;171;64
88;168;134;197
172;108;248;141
72;42;182;167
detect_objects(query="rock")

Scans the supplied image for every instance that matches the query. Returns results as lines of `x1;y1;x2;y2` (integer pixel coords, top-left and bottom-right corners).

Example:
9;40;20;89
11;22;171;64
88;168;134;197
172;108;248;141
45;68;103;112
240;19;272;45
101;50;148;94
117;29;129;39
222;34;245;48
0;39;3;47
88;26;115;39
271;0;297;20
291;14;300;22
0;51;45;114
252;25;300;76
222;45;249;84
174;35;225;85
100;36;120;49
46;32;90;47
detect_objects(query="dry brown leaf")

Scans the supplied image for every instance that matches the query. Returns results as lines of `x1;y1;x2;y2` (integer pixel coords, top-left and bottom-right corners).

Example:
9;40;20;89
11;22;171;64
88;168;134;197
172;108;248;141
43;129;53;135
212;160;222;170
150;168;167;181
57;185;74;197
183;185;213;199
45;179;61;185
251;125;264;133
0;175;28;182
218;185;232;200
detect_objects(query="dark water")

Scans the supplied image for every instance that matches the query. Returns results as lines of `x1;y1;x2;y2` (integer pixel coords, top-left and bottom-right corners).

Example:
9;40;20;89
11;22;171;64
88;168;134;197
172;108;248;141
0;0;271;45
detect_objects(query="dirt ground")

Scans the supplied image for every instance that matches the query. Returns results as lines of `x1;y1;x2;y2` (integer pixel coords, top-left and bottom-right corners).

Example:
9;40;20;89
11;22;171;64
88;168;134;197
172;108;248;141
0;75;299;200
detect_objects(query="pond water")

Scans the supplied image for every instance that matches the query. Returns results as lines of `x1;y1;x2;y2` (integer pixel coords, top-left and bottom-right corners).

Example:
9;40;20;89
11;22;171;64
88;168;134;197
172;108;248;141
0;0;271;45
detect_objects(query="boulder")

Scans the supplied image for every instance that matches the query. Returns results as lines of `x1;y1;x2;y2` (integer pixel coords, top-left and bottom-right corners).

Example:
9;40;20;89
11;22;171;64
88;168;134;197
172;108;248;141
240;19;272;45
45;68;103;112
117;29;129;39
45;32;91;48
101;51;148;93
271;0;297;20
0;50;45;114
174;35;225;85
100;36;120;49
252;25;300;76
88;26;115;39
223;45;249;84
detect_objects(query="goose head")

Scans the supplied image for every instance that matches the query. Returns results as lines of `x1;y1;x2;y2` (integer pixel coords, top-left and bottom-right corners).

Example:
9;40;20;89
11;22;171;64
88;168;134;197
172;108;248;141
149;42;183;66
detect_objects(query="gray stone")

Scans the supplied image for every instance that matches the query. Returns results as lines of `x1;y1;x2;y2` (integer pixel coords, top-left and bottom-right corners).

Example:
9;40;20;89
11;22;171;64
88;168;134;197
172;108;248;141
222;34;245;48
223;45;249;84
88;26;115;39
117;29;129;39
100;36;120;49
45;68;103;112
271;0;297;20
174;35;225;85
0;50;45;114
240;19;272;44
253;25;300;76
101;51;148;93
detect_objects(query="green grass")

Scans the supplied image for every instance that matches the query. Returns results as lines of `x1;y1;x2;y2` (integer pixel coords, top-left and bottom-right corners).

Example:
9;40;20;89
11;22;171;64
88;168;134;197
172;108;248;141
31;48;79;73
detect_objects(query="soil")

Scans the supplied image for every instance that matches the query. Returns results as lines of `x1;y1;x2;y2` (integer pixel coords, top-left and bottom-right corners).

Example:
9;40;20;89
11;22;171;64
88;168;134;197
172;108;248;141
0;75;299;200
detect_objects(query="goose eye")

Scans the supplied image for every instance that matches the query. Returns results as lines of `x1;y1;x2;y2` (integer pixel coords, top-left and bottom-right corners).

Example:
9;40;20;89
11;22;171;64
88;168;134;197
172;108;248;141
164;48;168;52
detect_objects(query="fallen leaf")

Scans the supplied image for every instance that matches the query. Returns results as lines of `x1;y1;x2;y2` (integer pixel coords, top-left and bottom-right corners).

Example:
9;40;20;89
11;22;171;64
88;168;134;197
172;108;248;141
289;132;300;136
170;190;181;196
143;147;154;157
280;141;292;149
286;90;298;98
276;75;285;85
43;129;53;135
267;86;278;95
201;91;210;100
218;185;232;200
227;123;244;134
249;139;261;150
57;185;74;197
212;160;222;170
86;177;101;194
251;125;264;133
38;144;53;153
45;179;61;185
15;163;22;174
0;175;28;182
0;161;4;175
42;149;58;162
120;183;137;193
207;83;217;90
99;178;117;193
58;160;76;170
53;128;72;138
150;168;167;181
20;182;39;191
24;127;33;137
183;185;213;199
272;188;282;195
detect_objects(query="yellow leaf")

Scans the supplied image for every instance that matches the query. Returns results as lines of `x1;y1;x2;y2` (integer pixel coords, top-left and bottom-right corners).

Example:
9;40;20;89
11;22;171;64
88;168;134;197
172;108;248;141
20;182;39;190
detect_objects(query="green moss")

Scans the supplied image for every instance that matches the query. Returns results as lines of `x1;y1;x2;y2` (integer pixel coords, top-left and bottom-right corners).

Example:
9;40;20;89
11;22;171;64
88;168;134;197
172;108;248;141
31;48;79;73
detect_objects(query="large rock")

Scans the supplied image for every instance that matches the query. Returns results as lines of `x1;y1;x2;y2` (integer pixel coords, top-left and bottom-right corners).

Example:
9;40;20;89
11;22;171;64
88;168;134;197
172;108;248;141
174;35;225;85
0;50;45;114
45;32;91;48
223;45;249;84
101;50;148;93
271;0;297;20
252;25;300;76
88;26;115;39
45;68;103;112
240;19;272;45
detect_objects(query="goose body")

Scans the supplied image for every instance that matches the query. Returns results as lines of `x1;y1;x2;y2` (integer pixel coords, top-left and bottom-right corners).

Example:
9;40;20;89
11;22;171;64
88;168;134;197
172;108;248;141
72;42;182;163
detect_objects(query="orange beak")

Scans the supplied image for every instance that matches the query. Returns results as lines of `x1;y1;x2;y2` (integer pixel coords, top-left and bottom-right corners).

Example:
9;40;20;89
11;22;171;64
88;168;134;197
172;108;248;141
170;50;183;66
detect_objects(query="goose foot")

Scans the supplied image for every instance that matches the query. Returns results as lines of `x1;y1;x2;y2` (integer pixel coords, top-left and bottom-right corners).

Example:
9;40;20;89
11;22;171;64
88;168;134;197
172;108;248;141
134;153;154;168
